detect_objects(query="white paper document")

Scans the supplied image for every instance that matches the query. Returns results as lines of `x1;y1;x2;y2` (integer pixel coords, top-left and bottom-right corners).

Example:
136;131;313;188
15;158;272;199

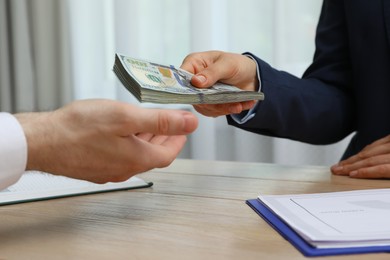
259;189;390;248
0;171;151;205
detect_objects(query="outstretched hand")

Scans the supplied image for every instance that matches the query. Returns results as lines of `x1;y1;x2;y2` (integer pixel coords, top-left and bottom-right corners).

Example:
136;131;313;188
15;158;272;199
181;51;259;117
331;135;390;179
16;99;198;183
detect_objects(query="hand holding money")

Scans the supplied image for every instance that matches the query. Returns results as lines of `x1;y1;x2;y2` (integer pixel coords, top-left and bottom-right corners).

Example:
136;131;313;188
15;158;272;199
113;54;264;105
180;50;263;116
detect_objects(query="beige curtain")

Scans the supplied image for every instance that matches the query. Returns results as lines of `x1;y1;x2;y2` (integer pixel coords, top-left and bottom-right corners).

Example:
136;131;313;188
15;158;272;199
0;0;73;113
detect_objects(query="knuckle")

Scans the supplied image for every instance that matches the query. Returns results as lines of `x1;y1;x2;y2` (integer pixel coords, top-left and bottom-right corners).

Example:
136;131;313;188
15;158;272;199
184;53;196;60
357;151;368;159
365;157;376;166
157;112;171;134
183;53;200;64
377;164;388;173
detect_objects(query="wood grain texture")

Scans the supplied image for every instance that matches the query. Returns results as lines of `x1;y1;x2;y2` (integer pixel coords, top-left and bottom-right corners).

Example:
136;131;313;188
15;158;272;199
1;159;389;259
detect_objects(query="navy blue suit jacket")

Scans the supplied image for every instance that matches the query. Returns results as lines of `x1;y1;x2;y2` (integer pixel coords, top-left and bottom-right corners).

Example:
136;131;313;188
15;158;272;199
228;0;390;160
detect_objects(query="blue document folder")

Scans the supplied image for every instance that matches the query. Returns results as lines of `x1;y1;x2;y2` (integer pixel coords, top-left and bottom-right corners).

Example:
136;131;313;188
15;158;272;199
246;198;390;257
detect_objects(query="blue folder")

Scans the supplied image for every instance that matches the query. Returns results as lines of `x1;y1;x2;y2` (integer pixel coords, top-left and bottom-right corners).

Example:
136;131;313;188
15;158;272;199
246;199;390;257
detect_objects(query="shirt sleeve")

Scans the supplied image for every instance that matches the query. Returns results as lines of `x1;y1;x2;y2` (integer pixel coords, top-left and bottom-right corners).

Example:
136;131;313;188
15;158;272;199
229;53;262;124
0;113;27;190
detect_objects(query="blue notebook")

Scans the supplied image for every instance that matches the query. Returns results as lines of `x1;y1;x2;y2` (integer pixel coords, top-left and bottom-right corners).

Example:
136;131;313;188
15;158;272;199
246;199;390;257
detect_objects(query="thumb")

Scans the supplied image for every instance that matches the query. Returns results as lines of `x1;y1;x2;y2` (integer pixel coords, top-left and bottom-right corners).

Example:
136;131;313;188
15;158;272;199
190;59;233;89
191;68;220;89
134;108;198;135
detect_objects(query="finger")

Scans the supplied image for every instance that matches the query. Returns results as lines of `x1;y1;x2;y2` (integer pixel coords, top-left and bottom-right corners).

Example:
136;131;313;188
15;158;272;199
193;104;232;117
119;135;187;175
131;108;198;136
158;135;187;154
193;102;248;117
193;105;220;118
331;166;345;175
349;164;390;179
189;54;238;88
212;103;243;114
333;148;381;171
334;154;390;175
331;165;350;175
241;100;257;111
135;133;171;147
180;54;208;74
135;133;154;142
363;134;390;150
142;135;187;168
148;135;170;145
355;135;390;156
191;59;233;88
331;154;366;175
333;142;390;173
194;105;217;117
332;154;361;172
359;143;390;158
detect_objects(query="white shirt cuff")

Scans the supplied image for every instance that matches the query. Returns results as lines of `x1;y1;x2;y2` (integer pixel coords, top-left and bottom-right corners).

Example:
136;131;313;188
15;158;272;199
0;113;27;190
230;54;262;124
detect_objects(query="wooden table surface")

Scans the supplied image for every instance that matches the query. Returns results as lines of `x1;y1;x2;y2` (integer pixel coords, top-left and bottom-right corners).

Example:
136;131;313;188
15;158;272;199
1;159;390;259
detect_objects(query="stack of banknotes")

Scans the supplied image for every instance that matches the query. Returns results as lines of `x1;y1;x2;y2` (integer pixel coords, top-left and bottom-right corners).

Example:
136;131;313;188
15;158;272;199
113;53;264;104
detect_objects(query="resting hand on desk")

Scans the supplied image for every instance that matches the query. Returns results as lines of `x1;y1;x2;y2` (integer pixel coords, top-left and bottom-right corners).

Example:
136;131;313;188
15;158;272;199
15;99;198;183
181;51;258;117
331;135;390;179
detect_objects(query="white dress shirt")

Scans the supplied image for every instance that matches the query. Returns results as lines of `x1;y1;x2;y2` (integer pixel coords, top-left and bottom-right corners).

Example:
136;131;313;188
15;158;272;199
0;113;27;190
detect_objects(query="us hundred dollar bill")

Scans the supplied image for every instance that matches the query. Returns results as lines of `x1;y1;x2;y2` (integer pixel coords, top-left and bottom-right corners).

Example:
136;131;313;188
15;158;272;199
113;53;264;104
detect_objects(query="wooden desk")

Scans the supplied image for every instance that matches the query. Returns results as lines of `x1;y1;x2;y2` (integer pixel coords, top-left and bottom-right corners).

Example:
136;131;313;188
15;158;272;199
1;159;390;259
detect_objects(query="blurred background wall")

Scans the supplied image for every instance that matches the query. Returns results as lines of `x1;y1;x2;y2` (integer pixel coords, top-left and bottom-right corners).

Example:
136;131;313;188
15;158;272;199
0;0;352;166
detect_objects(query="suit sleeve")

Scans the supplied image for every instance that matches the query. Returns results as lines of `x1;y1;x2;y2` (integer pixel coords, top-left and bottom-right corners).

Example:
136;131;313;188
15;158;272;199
0;113;27;190
228;0;356;145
